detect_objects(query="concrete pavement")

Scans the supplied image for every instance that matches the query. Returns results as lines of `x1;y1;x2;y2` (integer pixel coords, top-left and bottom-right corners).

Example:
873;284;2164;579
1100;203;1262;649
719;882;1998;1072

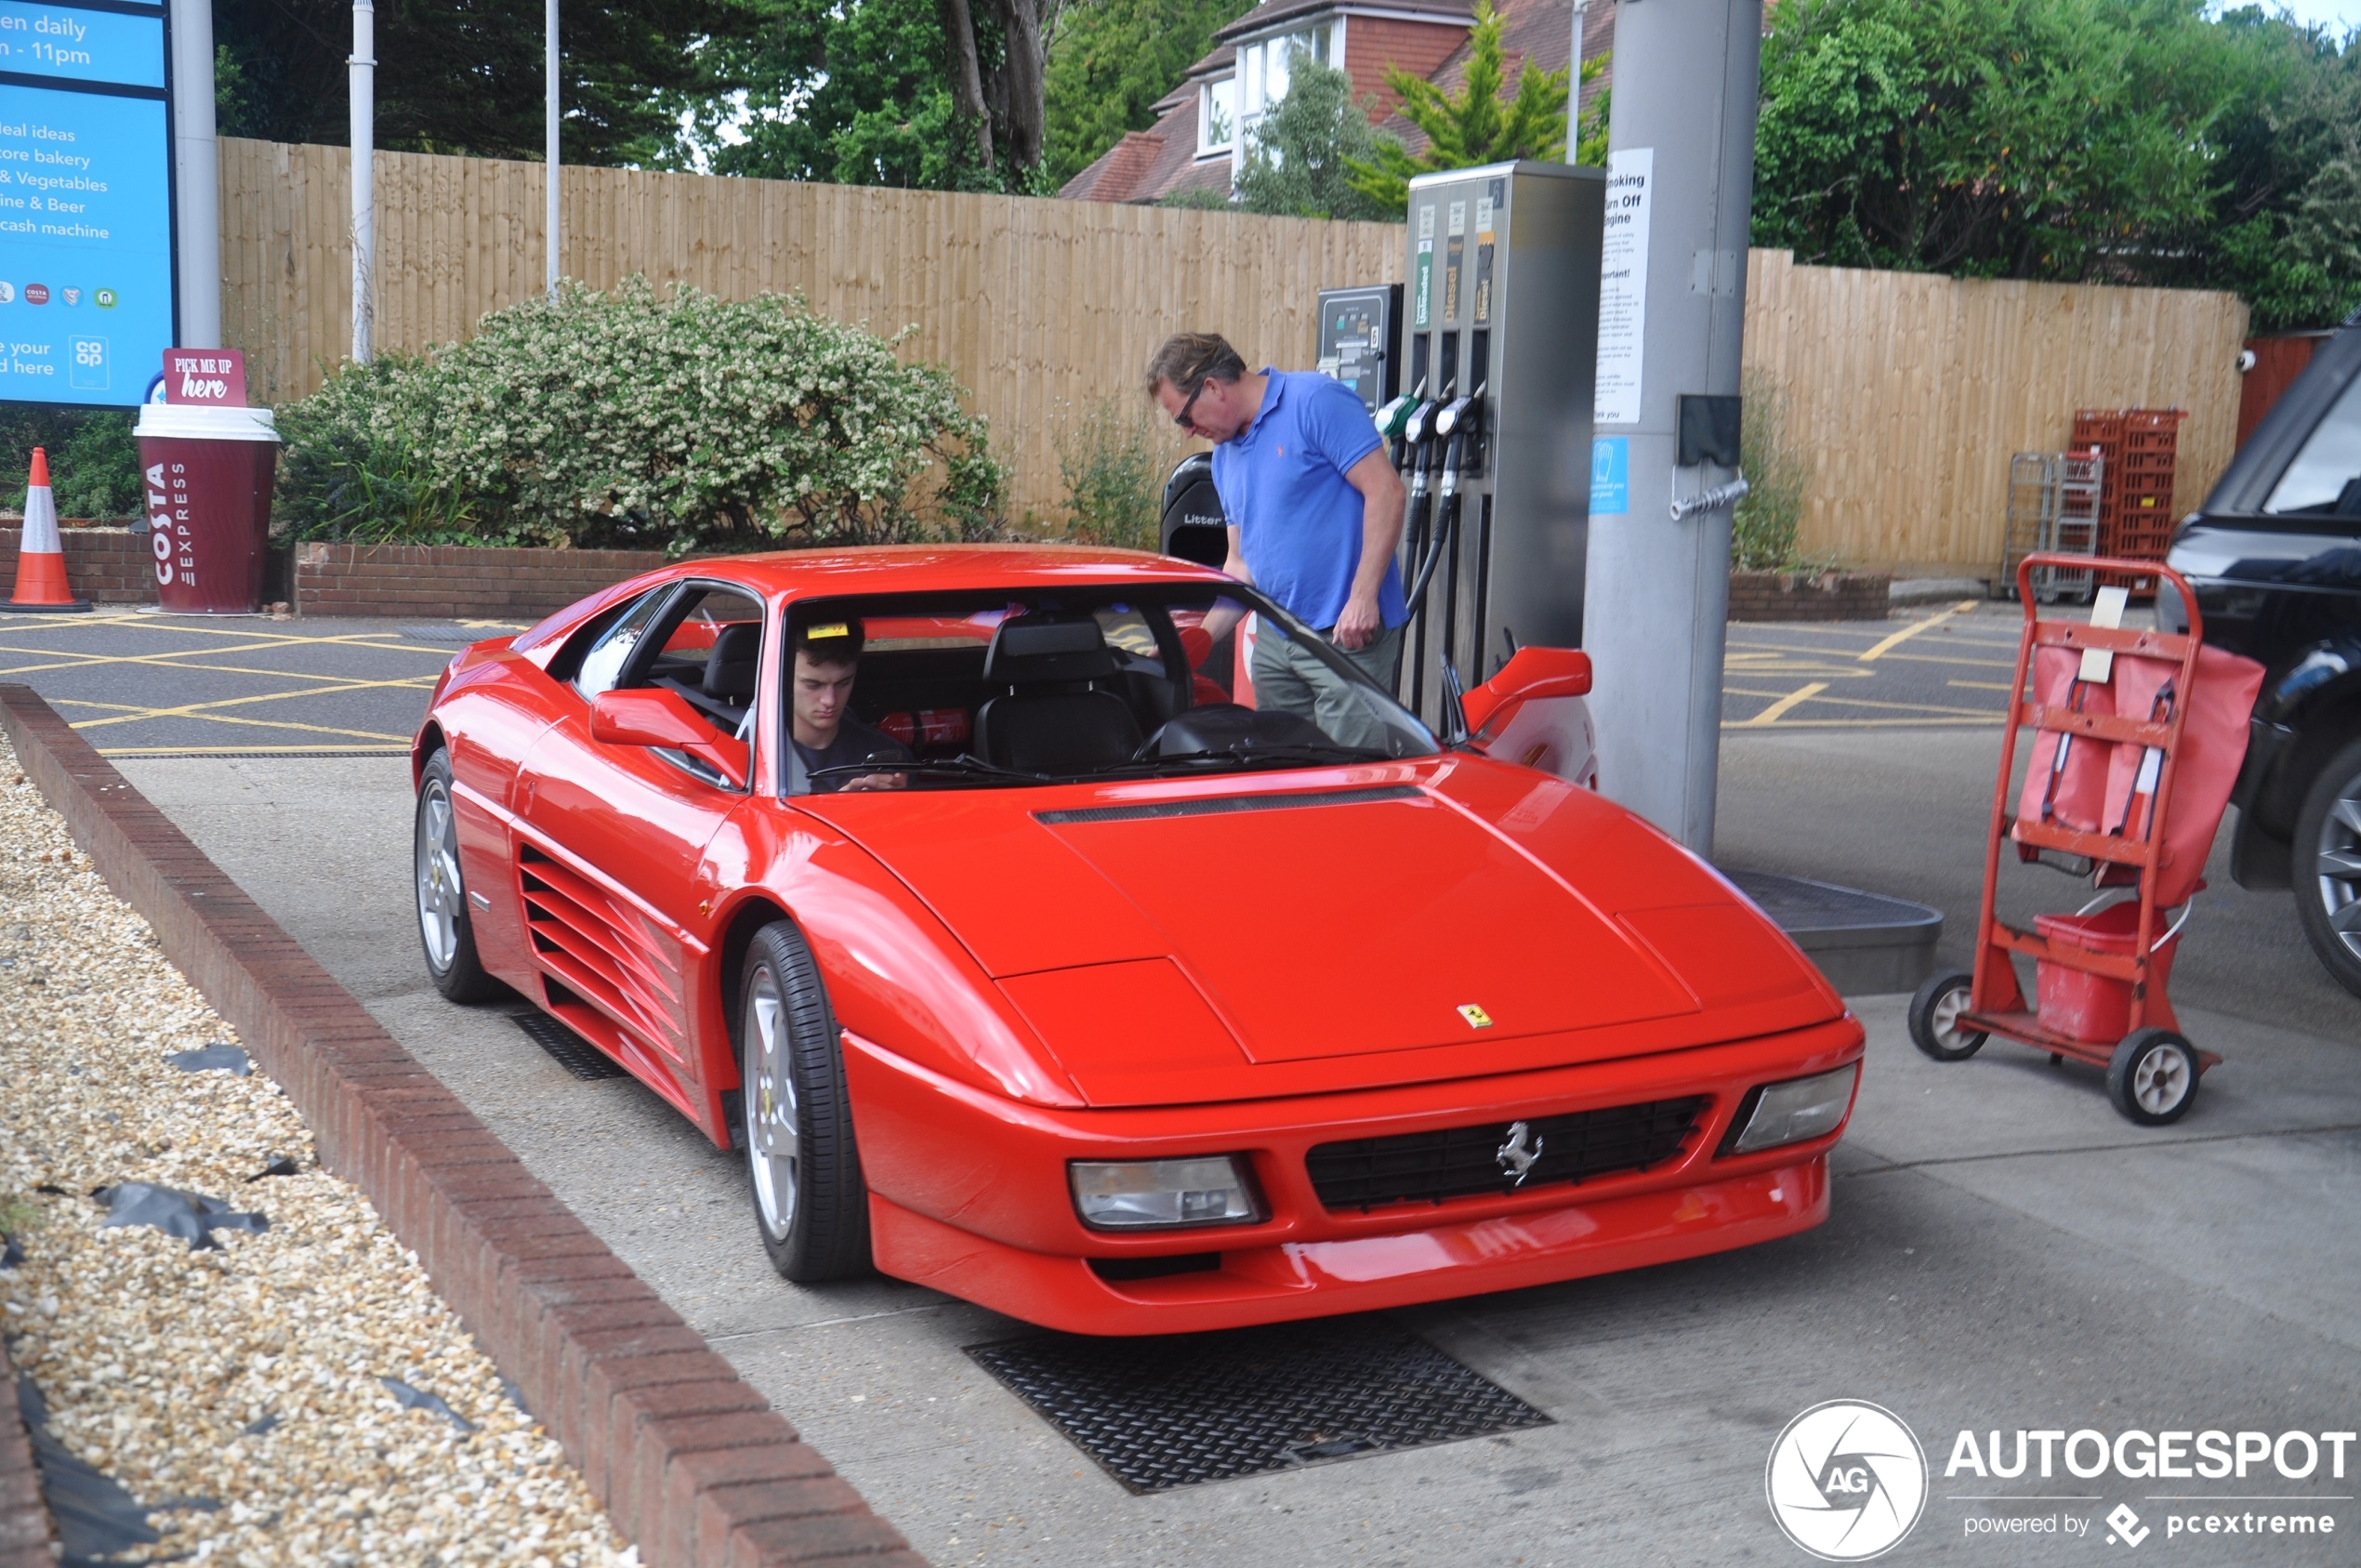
112;749;2361;1567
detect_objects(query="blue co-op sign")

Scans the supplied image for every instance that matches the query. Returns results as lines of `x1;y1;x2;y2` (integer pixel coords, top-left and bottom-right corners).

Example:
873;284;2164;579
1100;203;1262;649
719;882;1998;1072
0;0;177;408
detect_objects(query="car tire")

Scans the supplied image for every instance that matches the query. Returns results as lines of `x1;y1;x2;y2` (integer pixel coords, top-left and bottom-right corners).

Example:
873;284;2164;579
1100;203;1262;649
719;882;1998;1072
740;919;871;1282
2106;1027;2199;1126
2291;735;2361;1000
1907;970;1986;1061
415;749;504;1004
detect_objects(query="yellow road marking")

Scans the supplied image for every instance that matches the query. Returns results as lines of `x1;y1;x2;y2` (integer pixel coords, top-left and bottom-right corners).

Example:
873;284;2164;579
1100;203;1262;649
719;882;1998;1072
1947;679;2020;692
1856;600;1981;662
98;744;410;757
1724;687;2002;718
1739;681;1828;727
58;674;436;731
1728;637;2016;670
64;707;415;743
1721;716;2004;730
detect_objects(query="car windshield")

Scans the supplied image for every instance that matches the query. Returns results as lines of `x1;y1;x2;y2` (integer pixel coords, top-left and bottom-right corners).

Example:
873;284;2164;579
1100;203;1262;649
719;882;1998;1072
780;584;1437;794
2264;369;2361;518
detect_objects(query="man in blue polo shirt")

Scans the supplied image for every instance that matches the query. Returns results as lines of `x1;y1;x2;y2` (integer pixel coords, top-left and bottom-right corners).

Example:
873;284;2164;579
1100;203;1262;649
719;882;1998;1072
1145;333;1408;746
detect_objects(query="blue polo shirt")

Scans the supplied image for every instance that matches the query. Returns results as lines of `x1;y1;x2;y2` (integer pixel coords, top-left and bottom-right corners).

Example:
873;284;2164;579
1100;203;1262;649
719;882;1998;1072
1209;370;1405;633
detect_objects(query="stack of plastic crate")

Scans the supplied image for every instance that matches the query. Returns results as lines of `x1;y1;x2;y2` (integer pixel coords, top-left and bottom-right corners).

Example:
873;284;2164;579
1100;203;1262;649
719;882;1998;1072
2071;406;2186;591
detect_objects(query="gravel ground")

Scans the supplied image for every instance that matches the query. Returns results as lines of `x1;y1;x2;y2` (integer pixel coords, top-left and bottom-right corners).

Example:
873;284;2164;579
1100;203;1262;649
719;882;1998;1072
0;739;635;1567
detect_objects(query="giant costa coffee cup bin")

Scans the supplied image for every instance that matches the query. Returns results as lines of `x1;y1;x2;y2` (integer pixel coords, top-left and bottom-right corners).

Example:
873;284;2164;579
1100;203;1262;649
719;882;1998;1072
132;402;282;613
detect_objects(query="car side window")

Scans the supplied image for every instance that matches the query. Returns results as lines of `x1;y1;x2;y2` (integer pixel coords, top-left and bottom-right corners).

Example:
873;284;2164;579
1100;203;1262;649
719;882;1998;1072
572;589;671;701
2265;373;2361;517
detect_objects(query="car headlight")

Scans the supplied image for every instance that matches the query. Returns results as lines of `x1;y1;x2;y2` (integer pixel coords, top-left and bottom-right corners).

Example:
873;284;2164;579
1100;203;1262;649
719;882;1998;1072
1069;1156;1260;1231
1722;1064;1858;1155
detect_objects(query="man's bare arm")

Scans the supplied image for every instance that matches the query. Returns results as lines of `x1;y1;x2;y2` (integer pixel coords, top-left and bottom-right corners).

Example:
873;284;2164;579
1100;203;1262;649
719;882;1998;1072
1332;450;1407;651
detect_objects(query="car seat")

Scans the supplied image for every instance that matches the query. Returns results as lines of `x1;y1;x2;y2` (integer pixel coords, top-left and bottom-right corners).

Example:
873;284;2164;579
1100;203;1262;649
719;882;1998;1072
975;615;1142;772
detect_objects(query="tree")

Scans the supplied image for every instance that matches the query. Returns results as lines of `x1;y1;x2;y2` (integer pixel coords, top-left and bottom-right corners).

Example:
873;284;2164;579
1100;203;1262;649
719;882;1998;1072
1043;0;1254;188
212;0;732;165
1234;58;1397;220
1751;0;2236;282
1344;0;1569;213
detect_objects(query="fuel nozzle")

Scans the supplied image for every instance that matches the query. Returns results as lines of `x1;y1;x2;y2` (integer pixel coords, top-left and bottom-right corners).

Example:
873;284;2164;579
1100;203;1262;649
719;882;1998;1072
1376;382;1422;462
1433;383;1486;476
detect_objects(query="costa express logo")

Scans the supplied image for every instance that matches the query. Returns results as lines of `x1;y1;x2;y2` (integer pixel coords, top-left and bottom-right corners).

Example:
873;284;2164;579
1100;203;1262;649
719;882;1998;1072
1766;1401;1929;1561
145;461;189;586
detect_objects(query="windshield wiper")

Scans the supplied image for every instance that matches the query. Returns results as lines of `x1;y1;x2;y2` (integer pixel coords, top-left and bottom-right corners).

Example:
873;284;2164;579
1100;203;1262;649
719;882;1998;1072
1089;743;1391;778
807;754;1053;786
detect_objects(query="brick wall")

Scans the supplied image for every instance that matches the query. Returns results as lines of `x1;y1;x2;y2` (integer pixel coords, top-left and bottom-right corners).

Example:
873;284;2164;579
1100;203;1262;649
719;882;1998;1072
0;1333;53;1567
1727;570;1893;623
0;526;154;606
295;542;668;620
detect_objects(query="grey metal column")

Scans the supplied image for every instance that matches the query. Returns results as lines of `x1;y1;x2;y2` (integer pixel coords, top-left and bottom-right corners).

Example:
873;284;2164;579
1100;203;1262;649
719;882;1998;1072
1581;0;1759;851
546;0;561;298
167;0;219;348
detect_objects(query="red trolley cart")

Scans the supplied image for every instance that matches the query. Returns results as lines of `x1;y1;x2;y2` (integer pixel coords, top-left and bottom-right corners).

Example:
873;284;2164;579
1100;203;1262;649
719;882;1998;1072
1907;556;2263;1125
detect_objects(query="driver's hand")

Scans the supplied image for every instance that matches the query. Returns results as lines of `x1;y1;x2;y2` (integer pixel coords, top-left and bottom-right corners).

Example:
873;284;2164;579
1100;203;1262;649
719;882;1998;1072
1331;593;1381;652
841;772;908;792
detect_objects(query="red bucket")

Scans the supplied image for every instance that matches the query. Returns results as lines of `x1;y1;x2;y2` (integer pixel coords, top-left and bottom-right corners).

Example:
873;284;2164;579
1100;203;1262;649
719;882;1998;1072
2032;901;2180;1044
132;403;281;613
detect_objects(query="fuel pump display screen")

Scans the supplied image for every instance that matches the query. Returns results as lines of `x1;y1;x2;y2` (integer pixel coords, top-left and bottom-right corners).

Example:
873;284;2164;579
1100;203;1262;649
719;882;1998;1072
1314;283;1401;416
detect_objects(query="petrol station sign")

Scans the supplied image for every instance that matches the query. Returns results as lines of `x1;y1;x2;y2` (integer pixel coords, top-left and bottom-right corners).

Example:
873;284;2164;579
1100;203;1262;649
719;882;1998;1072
0;0;178;407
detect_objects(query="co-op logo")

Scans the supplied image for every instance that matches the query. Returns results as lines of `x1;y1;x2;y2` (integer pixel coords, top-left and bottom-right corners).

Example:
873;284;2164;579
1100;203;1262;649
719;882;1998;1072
1766;1401;1929;1561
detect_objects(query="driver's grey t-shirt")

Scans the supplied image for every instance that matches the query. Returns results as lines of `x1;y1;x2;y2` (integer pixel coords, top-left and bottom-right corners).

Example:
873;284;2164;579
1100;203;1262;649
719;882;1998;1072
792;717;915;793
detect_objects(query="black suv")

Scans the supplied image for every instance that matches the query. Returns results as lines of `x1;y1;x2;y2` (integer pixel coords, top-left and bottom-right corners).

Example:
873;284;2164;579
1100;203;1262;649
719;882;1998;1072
2165;314;2361;995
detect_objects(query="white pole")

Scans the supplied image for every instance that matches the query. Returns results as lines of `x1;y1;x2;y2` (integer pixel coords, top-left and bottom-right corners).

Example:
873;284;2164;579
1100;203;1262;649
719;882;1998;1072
168;0;220;348
1564;0;1587;164
350;0;375;362
546;0;560;298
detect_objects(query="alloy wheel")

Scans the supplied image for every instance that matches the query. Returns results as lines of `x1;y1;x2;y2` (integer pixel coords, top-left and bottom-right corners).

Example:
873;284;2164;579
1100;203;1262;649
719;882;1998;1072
415;781;464;972
744;966;799;1240
2312;786;2361;963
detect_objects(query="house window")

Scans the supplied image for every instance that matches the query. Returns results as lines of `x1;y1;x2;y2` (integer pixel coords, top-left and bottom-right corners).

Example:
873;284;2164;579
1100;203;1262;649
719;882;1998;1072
1199;76;1234;155
1234;24;1339;141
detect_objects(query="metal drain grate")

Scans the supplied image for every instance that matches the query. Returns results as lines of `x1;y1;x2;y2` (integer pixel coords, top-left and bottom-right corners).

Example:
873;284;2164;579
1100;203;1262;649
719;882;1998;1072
967;1321;1550;1492
512;1012;627;1080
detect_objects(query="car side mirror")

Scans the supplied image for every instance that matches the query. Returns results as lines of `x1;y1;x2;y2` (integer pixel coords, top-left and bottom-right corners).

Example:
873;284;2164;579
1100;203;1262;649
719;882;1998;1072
1463;647;1592;738
590;687;750;790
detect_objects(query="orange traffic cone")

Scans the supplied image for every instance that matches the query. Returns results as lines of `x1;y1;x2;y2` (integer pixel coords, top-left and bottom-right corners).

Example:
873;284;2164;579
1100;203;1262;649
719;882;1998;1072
8;447;91;613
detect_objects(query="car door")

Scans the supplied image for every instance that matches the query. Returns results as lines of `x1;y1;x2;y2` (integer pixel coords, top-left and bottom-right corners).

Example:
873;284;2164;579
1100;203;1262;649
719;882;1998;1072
512;580;767;1112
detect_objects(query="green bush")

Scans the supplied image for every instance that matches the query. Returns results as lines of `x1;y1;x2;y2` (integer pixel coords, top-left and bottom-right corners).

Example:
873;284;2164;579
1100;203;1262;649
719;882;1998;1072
1055;398;1164;550
0;407;140;518
1732;370;1814;572
273;278;1006;555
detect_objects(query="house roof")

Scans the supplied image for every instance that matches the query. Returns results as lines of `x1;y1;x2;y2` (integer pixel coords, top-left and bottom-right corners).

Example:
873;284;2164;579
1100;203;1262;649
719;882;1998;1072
1214;0;1471;46
1382;0;1592;158
1058;90;1233;205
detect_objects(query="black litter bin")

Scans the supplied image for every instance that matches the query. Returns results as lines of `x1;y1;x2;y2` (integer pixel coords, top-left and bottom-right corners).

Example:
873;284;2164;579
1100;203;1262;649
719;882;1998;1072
1159;454;1229;566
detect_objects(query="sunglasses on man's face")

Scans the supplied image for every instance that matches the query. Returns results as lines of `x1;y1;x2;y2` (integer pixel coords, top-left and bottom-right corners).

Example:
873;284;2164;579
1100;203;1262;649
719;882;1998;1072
1174;379;1209;431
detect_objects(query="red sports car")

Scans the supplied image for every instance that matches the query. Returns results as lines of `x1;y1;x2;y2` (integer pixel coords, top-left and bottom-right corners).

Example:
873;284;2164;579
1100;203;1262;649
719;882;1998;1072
412;547;1862;1334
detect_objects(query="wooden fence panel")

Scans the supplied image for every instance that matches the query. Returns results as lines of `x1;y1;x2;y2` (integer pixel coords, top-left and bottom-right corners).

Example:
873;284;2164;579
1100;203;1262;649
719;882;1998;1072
216;140;2245;566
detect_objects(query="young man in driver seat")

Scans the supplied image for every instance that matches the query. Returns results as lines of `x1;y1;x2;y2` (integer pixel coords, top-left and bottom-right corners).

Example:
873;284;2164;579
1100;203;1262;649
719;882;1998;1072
788;621;912;792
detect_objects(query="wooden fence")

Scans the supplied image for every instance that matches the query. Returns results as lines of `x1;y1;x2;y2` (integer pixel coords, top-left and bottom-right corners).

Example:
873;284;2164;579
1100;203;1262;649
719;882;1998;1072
217;138;2247;571
217;138;1401;526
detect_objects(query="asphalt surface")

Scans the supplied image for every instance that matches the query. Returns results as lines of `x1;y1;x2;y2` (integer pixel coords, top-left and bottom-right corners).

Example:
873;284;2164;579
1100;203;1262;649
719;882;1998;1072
20;595;2340;1567
0;607;518;757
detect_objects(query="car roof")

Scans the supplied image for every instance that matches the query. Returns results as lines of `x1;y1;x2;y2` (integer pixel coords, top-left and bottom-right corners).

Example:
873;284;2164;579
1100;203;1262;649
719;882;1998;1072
512;545;1235;652
678;544;1233;595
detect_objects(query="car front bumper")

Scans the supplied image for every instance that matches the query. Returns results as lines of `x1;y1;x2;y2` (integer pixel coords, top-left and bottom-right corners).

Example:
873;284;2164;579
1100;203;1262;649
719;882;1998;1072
844;1015;1861;1335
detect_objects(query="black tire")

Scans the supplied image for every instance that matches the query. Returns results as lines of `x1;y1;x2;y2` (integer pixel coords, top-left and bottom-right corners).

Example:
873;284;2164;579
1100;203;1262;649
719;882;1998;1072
739;919;871;1281
414;749;504;1004
1907;970;1986;1061
2291;735;2361;1000
2106;1027;2200;1126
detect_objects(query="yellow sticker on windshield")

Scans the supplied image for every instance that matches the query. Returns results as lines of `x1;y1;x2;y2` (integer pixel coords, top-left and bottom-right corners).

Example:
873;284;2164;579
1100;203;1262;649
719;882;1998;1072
807;622;851;639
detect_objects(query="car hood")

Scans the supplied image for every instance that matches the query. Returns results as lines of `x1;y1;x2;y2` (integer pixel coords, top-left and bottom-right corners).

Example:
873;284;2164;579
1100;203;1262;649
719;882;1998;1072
810;770;1837;1106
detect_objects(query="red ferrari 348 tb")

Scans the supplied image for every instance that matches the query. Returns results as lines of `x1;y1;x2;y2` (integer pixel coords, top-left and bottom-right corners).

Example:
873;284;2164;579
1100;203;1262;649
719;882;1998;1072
413;547;1862;1334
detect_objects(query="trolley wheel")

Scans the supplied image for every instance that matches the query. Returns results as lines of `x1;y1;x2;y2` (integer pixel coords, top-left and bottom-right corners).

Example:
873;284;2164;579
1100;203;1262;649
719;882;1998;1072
2106;1028;2200;1126
1907;970;1986;1061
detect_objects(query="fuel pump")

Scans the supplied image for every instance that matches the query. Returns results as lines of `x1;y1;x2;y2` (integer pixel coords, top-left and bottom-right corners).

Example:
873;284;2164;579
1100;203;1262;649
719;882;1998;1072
1392;162;1604;732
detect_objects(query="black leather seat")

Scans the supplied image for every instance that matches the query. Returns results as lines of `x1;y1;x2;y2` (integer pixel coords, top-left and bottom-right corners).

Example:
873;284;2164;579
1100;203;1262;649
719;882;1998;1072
703;623;760;705
975;616;1142;773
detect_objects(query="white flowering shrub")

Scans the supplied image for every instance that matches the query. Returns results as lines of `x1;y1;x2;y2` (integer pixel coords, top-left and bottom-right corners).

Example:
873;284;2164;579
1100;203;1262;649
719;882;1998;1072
275;279;1005;553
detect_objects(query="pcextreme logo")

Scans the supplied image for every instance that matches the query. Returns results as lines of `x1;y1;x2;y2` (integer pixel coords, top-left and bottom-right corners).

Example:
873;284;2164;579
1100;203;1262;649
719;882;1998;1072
1766;1401;1930;1561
